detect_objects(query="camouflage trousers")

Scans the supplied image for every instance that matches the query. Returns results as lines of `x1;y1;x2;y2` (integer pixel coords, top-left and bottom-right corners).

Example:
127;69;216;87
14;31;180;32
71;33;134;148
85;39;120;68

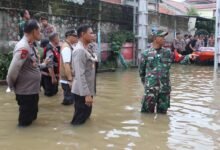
141;89;170;113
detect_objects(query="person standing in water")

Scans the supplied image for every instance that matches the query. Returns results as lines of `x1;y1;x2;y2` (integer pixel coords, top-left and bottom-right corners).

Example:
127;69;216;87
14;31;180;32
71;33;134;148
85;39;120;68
139;30;172;114
71;25;97;125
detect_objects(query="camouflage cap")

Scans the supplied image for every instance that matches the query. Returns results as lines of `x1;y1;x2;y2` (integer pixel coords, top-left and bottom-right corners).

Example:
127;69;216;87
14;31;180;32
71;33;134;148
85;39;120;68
152;30;168;37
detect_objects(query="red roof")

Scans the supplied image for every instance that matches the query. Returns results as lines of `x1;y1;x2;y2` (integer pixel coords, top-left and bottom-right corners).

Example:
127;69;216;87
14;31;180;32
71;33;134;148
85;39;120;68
186;0;215;3
159;4;175;15
194;3;216;9
162;0;189;14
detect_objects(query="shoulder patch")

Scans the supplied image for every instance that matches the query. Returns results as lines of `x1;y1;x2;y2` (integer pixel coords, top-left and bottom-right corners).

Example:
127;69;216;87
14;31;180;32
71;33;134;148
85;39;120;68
20;49;29;59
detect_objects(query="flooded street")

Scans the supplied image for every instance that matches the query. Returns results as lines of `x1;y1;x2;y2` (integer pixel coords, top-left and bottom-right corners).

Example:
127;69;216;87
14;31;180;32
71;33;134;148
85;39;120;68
1;65;220;150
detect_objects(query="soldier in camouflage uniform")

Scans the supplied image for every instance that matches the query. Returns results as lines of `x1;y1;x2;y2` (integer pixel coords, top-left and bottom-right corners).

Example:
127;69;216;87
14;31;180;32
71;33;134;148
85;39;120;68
139;30;172;114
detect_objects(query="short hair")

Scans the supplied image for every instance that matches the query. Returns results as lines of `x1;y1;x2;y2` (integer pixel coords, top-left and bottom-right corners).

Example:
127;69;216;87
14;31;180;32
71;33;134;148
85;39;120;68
49;32;58;41
24;19;39;33
65;29;77;38
194;34;198;38
184;34;188;38
40;16;48;21
77;24;92;38
20;9;28;18
176;32;181;36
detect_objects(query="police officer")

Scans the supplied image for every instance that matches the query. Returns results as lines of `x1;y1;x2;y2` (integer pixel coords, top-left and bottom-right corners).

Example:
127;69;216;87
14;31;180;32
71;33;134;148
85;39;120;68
71;25;97;125
7;20;42;127
139;30;172;114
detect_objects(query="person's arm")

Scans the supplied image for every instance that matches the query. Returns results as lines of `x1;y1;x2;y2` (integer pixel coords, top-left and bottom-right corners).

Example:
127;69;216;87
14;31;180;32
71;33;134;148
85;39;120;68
46;50;57;84
139;52;147;85
7;49;29;90
173;39;178;49
39;58;50;69
189;43;196;52
75;49;93;106
75;49;91;96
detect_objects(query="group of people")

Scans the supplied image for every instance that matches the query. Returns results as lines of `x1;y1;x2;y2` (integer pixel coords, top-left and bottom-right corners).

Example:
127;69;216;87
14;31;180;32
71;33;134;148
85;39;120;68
7;9;214;128
171;33;215;65
7;9;98;127
172;32;215;55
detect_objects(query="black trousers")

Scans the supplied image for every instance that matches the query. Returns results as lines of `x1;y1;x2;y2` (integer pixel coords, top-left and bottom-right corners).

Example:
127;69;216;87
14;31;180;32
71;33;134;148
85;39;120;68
41;75;58;96
71;94;92;125
16;94;39;126
61;83;74;105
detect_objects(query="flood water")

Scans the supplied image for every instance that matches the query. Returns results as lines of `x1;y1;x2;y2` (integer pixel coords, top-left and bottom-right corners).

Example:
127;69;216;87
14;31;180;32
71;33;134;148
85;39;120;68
1;64;220;150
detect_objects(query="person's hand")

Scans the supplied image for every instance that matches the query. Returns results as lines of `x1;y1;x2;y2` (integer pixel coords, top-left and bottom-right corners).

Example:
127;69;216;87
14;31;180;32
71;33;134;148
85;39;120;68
85;96;93;107
43;58;51;65
68;81;72;88
51;77;57;84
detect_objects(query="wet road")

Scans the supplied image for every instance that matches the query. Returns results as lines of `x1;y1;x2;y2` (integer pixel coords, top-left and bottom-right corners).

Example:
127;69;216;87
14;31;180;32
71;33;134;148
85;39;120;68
0;65;220;150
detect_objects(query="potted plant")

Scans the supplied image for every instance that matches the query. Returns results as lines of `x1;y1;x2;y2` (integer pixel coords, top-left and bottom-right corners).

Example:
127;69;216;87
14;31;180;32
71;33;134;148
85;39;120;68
108;30;135;68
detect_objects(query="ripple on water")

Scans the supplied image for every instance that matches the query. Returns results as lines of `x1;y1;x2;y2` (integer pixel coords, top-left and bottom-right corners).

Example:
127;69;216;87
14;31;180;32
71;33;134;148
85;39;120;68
105;129;141;139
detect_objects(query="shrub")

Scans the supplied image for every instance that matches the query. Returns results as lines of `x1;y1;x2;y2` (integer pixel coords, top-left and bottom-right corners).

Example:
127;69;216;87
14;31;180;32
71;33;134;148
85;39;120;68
0;51;13;80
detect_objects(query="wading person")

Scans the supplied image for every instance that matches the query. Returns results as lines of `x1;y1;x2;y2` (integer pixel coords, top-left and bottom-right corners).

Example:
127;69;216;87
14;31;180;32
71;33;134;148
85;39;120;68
71;25;97;125
7;20;42;127
172;32;185;53
60;30;78;105
173;49;198;65
139;30;172;114
41;32;60;96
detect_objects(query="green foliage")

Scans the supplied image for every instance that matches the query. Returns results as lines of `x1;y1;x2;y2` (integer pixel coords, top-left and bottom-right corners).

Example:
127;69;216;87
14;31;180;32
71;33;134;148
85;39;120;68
108;31;134;53
0;51;13;80
187;7;199;16
107;30;134;69
196;19;215;35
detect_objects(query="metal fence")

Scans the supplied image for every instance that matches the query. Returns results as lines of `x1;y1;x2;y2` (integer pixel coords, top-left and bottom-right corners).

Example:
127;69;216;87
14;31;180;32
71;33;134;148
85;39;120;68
0;0;133;27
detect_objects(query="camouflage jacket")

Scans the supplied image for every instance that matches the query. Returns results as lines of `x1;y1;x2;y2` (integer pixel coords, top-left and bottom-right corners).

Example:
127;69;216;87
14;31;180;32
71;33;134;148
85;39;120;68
179;55;191;65
139;47;172;93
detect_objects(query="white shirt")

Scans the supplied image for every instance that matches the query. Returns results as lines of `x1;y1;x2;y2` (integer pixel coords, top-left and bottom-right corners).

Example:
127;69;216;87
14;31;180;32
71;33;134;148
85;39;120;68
60;47;72;84
61;47;72;63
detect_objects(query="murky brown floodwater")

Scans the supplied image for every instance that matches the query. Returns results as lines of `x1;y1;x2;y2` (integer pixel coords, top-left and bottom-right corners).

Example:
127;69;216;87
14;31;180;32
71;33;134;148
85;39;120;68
1;64;220;150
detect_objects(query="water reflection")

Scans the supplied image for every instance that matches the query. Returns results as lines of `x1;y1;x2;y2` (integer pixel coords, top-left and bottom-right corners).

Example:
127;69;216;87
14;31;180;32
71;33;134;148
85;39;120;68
0;65;220;150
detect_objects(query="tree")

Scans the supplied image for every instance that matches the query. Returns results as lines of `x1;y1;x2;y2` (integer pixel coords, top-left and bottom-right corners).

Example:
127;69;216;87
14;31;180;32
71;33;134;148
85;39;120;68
187;7;199;16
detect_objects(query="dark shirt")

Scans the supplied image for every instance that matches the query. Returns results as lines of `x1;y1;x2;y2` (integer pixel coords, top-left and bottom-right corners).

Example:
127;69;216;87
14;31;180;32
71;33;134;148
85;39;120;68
184;39;197;55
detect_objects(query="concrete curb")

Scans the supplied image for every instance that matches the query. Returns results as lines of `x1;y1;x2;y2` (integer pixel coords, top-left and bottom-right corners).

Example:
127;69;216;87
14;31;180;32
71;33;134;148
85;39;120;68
97;68;116;73
0;80;7;85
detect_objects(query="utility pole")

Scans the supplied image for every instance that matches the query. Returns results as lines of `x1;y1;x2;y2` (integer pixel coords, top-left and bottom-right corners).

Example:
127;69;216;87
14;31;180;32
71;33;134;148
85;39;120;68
214;0;220;71
137;0;148;61
98;1;102;63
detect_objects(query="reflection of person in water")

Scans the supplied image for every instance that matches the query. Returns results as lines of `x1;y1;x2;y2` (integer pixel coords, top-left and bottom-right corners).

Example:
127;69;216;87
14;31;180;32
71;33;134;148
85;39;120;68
174;50;198;65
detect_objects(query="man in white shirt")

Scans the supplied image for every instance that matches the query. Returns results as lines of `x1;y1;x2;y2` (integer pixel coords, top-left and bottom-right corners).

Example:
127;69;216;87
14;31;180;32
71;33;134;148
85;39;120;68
60;30;78;105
